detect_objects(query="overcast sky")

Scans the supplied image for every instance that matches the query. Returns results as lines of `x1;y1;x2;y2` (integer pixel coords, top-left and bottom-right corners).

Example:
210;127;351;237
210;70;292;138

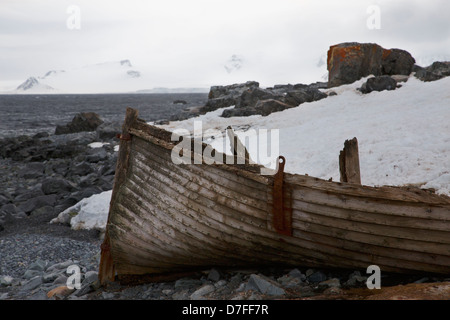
1;0;449;88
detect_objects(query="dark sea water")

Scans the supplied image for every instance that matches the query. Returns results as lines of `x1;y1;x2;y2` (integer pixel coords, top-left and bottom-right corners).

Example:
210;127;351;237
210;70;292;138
0;93;208;138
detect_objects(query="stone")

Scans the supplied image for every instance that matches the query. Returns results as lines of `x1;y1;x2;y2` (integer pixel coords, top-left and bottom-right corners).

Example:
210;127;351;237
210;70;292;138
327;42;416;88
254;99;294;116
246;274;286;296
319;278;341;288
190;284;215;300
283;87;327;106
96;121;122;140
308;271;328;283
359;75;397;94
20;276;43;292
327;42;385;87
43;272;60;283
68;161;93;176
0;275;14;287
414;61;450;82
235;87;280;109
41;178;75;195
381;48;416;76
55;112;104;135
47;286;75;299
207;268;221;282
174;278;202;290
0;203;19;217
18;194;57;215
23;270;43;280
86;148;108;163
28;259;48;272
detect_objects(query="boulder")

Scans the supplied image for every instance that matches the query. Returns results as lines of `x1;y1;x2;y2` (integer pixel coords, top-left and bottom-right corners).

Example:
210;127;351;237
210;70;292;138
414;61;450;82
381;48;415;76
41;178;76;195
282;87;327;106
200;81;260;113
55;112;104;135
327;42;416;87
327;42;385;87
235;87;281;108
359;75;397;94
254;99;294;116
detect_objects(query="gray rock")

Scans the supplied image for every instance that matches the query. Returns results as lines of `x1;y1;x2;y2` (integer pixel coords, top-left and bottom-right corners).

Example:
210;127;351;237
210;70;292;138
41;178;75;195
28;258;48;272
381;49;416;76
308;271;328;283
190;284;215;300
207;268;221;282
43;272;61;283
20;276;43;292
52;274;68;285
319;278;341;288
174;278;202;290
360;75;397;94
17;194;57;214
246;274;286;296
23;270;43;280
68;161;93;176
414;61;450;82
172;289;190;300
55;112;104;135
0;275;14;287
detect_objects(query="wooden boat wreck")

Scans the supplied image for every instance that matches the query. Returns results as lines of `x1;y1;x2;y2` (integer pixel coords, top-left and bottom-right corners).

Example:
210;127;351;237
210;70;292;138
99;107;450;284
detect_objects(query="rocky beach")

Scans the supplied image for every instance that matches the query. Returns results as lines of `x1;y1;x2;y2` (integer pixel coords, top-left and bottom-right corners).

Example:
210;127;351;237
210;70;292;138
1;43;450;302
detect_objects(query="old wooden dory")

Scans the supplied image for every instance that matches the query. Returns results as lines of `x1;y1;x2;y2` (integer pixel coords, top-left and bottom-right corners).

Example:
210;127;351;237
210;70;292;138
99;107;450;284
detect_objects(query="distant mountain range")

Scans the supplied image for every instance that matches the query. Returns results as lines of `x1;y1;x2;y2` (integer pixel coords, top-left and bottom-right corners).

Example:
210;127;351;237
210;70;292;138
5;60;208;94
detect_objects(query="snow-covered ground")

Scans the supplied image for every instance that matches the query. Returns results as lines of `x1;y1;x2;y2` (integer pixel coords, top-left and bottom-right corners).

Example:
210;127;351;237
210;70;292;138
161;75;450;195
53;75;450;231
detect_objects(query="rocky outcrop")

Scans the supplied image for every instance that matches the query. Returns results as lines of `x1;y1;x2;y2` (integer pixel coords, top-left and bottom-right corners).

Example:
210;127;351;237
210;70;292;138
359;75;398;94
327;42;415;87
414;61;450;82
199;80;328;118
55;113;104;135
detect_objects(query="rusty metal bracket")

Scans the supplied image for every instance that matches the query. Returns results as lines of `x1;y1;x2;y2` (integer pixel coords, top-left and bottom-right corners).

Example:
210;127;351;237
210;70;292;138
272;156;292;236
116;133;132;141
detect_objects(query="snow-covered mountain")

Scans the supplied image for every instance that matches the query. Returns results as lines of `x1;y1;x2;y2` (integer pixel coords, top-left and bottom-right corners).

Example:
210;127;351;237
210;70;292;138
7;59;206;94
15;77;56;93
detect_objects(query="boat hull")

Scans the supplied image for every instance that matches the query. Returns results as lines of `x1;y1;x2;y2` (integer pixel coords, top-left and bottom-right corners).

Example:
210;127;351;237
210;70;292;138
100;108;450;283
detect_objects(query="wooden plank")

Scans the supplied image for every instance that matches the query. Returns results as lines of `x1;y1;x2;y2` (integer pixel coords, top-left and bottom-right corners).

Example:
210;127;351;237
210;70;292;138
339;137;361;184
291;184;450;221
132;138;269;210
128;126;273;185
291;223;450;273
292;199;450;232
285;173;450;206
131;152;269;225
133;136;269;193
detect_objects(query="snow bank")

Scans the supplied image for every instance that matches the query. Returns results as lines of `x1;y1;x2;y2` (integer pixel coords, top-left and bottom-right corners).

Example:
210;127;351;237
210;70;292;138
159;76;450;196
51;190;112;232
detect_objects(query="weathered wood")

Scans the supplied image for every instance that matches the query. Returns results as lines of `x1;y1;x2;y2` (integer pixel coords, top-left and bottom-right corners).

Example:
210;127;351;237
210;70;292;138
226;126;252;164
339;137;361;184
99;107;138;285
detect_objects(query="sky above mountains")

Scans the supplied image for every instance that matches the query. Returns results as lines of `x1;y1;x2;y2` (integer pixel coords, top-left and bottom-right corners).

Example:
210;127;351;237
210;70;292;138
1;0;449;89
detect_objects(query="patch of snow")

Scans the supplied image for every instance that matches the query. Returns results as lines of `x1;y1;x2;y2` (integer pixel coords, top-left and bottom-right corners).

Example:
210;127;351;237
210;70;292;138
88;142;110;149
51;190;112;232
158;76;450;196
